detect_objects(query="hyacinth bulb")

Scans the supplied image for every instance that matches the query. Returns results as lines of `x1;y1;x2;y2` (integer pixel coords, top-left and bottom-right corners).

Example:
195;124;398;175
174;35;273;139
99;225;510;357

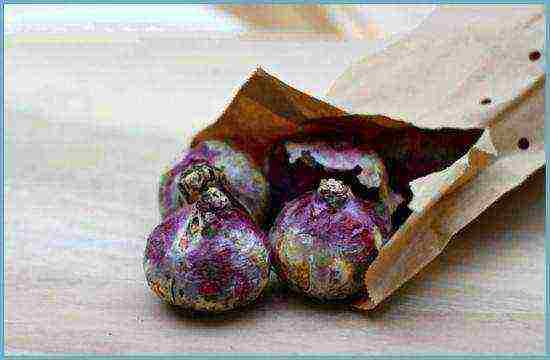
268;179;391;301
265;139;403;231
144;187;270;313
159;140;270;225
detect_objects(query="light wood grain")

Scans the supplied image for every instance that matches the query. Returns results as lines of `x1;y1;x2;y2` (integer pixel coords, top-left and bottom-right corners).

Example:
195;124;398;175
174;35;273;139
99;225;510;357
5;6;545;354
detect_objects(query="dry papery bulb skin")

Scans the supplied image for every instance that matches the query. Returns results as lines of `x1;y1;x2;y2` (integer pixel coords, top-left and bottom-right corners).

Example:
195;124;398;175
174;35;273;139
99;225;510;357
268;178;391;301
159;140;270;226
144;186;270;313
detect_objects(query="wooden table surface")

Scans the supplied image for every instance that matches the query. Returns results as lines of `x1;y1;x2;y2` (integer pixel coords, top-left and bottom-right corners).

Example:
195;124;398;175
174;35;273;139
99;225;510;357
5;6;545;354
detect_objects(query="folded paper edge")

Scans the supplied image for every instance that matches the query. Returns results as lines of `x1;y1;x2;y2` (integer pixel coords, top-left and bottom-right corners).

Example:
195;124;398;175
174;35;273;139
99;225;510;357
356;74;545;310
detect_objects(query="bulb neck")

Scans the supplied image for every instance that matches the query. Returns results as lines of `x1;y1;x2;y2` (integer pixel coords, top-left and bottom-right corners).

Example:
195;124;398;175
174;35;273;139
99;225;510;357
317;178;350;210
178;163;219;203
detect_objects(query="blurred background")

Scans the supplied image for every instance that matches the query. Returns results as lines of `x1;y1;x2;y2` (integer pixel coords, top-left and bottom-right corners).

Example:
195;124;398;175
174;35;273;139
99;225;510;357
5;5;436;140
6;5;436;39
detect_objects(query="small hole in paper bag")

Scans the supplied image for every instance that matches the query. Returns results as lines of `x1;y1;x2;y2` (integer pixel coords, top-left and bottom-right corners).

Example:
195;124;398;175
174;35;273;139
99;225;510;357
517;137;530;150
480;98;492;105
529;51;541;62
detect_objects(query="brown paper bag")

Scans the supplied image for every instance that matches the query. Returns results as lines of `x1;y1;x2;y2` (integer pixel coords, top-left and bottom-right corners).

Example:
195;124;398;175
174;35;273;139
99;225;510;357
325;5;546;309
188;3;544;312
189;62;543;309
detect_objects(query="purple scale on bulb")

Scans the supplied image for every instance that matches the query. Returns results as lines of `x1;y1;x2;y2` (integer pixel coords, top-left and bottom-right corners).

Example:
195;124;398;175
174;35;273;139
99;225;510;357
268;179;390;301
159;140;270;225
144;187;270;313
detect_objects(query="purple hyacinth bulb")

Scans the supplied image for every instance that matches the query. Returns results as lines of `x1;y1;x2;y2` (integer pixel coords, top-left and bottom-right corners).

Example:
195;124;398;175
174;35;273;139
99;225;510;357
159;140;270;225
265;139;403;232
268;179;390;301
144;187;270;313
